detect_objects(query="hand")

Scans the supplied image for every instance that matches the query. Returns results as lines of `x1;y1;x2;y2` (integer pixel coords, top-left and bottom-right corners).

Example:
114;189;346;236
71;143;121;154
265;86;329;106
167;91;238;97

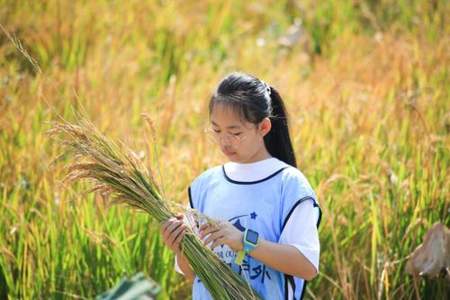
199;220;244;252
160;214;187;254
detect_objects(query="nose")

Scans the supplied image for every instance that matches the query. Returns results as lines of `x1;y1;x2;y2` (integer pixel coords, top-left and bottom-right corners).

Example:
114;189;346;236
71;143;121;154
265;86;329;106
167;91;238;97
222;142;235;152
218;135;232;147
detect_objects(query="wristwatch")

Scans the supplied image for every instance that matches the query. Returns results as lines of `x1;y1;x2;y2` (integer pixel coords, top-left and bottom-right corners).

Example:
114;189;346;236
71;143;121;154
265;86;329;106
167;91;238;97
235;228;259;265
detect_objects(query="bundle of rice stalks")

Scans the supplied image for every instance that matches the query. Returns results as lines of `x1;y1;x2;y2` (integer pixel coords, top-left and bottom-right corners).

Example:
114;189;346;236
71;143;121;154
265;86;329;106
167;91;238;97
48;116;261;300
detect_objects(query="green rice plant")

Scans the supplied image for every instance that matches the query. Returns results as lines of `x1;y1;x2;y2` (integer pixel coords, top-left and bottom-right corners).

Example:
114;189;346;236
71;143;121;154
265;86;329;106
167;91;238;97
48;116;262;300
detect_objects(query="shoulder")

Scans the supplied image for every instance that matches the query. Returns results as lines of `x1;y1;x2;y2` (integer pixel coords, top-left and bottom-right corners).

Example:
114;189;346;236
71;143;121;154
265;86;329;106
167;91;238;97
278;166;321;230
280;166;316;199
188;165;223;210
189;164;224;196
190;165;222;186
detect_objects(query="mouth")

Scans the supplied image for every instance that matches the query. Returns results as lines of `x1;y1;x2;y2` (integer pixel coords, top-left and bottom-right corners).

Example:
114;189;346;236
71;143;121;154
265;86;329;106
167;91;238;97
223;149;236;156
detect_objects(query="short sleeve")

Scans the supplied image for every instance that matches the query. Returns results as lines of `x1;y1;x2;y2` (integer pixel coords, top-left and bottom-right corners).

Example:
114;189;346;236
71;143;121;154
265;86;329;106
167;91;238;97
174;203;195;275
187;167;219;213
278;167;322;271
174;186;196;275
175;254;184;275
278;199;321;272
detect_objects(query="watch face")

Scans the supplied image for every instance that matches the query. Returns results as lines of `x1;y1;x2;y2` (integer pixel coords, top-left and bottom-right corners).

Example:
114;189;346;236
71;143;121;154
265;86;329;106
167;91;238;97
246;229;259;244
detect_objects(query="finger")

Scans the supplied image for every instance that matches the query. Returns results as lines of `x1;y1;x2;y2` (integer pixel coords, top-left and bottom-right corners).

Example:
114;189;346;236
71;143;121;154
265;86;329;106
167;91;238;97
167;220;183;235
175;213;184;220
168;224;186;248
161;221;173;240
210;236;225;250
161;219;171;232
199;223;210;232
173;228;187;251
199;224;220;238
199;221;220;231
162;221;181;243
170;224;186;247
162;218;176;235
203;231;224;247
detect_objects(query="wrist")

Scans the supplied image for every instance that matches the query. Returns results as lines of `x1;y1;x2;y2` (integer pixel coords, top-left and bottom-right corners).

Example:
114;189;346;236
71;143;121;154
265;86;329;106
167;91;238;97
242;228;259;254
234;229;259;265
175;249;185;258
237;232;244;251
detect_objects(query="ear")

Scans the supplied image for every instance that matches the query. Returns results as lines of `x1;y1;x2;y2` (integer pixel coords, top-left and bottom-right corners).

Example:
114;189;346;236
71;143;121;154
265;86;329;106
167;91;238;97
258;118;272;137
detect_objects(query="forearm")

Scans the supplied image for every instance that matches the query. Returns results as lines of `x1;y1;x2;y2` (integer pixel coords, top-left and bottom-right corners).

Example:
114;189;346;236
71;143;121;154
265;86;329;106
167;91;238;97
175;251;195;282
248;238;318;280
199;221;318;280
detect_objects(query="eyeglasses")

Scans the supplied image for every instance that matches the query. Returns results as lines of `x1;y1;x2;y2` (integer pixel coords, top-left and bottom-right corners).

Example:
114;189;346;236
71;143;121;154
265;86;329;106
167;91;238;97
203;127;247;146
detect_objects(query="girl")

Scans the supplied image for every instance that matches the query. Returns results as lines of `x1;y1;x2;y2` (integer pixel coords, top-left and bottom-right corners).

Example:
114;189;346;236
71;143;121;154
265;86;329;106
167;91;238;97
161;72;322;300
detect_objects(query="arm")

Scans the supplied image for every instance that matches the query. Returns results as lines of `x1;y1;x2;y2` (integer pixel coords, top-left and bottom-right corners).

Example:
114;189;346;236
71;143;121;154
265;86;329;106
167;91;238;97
175;251;196;282
200;202;320;281
200;224;317;280
244;238;318;280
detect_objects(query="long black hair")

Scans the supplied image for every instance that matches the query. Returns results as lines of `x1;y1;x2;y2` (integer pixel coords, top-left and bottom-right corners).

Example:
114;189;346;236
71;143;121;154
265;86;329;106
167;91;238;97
209;72;297;167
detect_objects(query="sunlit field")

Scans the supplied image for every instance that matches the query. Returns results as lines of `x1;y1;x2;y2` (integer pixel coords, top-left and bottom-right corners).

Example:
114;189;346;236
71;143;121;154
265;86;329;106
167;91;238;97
0;1;449;299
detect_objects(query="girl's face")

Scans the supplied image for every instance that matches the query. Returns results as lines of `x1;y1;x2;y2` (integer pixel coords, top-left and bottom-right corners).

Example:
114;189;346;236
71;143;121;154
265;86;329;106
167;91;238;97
209;103;271;163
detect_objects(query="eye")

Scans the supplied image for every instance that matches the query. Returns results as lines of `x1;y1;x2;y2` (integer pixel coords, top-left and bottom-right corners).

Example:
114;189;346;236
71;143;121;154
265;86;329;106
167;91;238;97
213;129;220;133
231;132;242;136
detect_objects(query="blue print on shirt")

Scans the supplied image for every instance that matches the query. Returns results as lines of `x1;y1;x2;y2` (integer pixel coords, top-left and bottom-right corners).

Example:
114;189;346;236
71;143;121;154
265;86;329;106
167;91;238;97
229;211;258;232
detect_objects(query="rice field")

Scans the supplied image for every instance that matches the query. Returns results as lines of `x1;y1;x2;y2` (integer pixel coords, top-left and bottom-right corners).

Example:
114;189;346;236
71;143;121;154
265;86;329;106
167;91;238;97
0;0;449;299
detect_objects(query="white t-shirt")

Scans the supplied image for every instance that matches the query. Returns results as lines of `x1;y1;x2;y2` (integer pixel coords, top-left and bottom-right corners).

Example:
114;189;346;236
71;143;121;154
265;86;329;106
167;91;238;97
175;157;320;274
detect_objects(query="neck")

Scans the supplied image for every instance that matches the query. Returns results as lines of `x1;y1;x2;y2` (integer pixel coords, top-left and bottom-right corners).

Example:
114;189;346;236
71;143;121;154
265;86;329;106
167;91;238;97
240;146;272;164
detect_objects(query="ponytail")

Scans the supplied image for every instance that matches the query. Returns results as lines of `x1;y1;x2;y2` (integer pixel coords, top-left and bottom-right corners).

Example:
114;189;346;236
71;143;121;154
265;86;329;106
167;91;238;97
264;87;297;167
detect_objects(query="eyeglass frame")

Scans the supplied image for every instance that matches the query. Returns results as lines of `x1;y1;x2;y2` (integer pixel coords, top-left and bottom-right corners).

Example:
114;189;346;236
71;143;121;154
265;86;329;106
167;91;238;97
203;126;252;146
